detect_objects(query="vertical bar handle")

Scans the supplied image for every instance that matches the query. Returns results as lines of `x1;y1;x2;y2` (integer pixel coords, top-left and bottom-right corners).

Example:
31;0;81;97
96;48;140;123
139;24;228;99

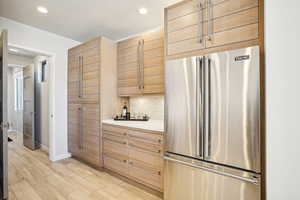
137;41;141;90
196;57;204;158
141;39;145;89
78;107;82;149
78;56;81;98
207;0;213;41
206;58;212;158
198;2;204;44
81;56;84;98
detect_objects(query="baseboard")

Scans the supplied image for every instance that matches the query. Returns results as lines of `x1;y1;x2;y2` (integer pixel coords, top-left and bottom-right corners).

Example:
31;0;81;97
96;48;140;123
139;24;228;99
50;153;71;162
40;144;49;153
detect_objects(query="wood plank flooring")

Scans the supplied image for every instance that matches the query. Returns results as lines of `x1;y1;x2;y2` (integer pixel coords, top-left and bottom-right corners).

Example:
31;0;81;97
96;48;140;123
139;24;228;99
8;133;162;200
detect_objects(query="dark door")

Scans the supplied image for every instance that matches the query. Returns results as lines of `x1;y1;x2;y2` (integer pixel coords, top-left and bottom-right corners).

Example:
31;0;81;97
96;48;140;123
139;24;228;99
0;30;9;200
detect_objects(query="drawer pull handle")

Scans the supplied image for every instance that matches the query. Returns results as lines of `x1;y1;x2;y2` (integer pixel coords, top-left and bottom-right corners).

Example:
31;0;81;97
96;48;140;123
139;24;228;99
123;132;127;136
123;160;127;163
158;171;161;176
129;144;161;154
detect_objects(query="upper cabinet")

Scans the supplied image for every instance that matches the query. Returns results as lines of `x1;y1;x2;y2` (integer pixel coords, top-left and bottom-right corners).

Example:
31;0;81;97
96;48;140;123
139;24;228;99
117;30;165;96
68;38;101;104
165;0;260;58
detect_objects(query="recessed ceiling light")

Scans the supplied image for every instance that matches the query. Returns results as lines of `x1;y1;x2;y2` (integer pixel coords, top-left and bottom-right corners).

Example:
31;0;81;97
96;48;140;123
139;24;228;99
139;7;148;15
37;6;48;14
9;48;19;53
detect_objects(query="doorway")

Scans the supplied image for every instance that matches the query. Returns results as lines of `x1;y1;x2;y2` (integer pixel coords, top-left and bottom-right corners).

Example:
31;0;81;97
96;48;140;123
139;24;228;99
7;46;53;154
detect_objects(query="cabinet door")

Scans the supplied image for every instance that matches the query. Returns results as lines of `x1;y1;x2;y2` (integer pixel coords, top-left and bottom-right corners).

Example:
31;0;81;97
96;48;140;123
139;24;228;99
118;37;142;96
81;38;101;104
166;0;206;56
128;159;163;191
206;0;259;48
68;104;81;157
68;47;82;103
104;156;129;176
142;30;165;94
81;104;101;166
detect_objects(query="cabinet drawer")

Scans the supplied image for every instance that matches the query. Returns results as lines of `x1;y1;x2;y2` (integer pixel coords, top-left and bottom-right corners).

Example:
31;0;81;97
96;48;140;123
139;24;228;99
103;132;127;145
129;161;163;190
103;138;128;159
128;130;163;145
104;156;129;176
103;125;128;136
129;146;163;169
129;137;162;154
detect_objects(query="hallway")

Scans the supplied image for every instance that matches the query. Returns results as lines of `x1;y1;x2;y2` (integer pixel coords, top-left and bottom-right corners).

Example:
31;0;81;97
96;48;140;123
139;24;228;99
8;133;162;200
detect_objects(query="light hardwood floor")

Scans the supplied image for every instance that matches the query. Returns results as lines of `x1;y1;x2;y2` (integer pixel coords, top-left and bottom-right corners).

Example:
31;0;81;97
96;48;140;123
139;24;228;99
8;133;162;200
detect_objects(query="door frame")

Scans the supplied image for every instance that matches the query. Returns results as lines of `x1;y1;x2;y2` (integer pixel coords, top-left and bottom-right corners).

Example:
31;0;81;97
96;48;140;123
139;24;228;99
8;44;56;161
1;29;9;200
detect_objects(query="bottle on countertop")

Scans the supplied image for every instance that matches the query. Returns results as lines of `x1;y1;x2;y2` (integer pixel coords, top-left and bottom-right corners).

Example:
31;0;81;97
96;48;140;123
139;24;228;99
122;103;128;118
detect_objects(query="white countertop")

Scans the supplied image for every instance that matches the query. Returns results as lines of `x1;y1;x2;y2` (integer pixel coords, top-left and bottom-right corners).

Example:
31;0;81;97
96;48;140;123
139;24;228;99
102;119;164;132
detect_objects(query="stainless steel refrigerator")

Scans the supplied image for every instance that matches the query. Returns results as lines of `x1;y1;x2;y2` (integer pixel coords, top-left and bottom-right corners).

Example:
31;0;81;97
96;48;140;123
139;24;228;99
164;46;261;200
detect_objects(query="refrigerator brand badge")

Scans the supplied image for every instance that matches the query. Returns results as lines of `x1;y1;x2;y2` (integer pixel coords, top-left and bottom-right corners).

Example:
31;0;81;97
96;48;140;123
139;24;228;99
235;55;250;61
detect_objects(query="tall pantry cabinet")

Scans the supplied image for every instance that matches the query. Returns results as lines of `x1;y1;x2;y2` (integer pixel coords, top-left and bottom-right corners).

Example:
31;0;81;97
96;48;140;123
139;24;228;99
68;37;118;167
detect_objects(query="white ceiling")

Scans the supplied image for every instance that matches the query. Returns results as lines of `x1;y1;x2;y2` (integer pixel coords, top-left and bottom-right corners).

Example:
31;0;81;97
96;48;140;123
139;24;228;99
0;0;181;42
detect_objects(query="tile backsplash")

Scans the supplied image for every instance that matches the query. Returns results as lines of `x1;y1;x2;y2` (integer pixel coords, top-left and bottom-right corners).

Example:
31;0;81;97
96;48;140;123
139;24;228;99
129;96;164;120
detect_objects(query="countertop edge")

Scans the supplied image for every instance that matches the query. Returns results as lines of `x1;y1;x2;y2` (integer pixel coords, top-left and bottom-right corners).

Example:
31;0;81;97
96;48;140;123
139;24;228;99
102;120;164;133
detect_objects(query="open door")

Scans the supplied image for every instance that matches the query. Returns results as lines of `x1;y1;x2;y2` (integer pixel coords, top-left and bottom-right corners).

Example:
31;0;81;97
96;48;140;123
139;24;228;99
0;30;9;200
23;64;37;150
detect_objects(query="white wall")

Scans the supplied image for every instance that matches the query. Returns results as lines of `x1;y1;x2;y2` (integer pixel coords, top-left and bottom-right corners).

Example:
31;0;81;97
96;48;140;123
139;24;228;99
8;54;33;66
129;96;164;120
265;0;300;199
0;17;81;161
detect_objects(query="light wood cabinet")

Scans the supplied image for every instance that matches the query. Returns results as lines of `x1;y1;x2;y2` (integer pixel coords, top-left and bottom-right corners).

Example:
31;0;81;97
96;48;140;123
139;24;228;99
117;30;165;96
102;124;164;192
68;37;118;168
165;0;260;58
68;104;81;157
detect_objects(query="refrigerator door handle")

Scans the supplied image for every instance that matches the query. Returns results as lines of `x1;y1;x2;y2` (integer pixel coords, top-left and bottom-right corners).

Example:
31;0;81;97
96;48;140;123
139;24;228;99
196;57;204;158
164;156;259;185
205;57;212;158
